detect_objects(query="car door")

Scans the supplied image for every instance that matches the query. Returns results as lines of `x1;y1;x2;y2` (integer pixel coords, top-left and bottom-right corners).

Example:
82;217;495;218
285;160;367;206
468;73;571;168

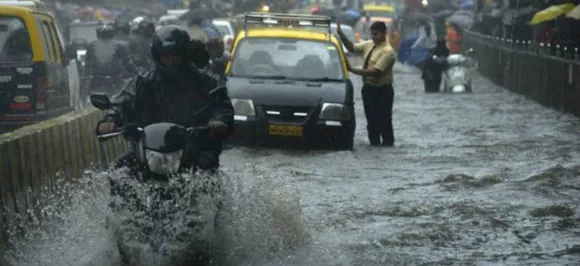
51;18;80;109
36;14;69;112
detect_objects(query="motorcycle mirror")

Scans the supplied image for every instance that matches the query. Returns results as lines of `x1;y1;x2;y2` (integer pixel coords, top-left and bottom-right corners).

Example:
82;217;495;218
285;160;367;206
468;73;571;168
208;86;227;101
89;93;112;110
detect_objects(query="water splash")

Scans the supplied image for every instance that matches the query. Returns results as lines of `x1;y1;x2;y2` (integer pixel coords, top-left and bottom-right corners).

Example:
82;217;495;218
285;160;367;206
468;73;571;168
2;160;320;266
3;170;120;266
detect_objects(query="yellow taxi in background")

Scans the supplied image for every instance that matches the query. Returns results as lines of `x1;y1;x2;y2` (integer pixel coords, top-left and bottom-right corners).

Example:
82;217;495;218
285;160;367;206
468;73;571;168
0;0;79;130
354;3;401;51
225;12;356;150
355;3;397;42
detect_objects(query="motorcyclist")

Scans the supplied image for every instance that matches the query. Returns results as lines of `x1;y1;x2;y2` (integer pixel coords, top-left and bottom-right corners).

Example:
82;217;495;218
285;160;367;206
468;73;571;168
113;18;132;44
95;25;234;173
128;17;156;72
85;20;136;98
187;18;210;43
207;37;228;85
191;38;211;69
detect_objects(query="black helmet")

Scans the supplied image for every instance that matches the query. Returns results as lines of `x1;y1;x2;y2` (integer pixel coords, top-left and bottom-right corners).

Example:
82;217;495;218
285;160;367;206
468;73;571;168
151;25;192;74
114;18;131;35
96;20;115;39
131;17;156;38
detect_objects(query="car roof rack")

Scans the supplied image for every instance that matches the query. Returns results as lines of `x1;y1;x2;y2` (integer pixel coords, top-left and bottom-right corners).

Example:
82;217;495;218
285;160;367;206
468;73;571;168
243;12;332;42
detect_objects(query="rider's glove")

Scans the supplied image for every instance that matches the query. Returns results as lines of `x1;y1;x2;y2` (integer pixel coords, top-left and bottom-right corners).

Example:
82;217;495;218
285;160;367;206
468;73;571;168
122;123;140;140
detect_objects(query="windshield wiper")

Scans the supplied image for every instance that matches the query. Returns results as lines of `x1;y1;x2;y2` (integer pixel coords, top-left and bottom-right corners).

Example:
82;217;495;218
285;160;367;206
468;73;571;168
301;77;344;82
242;75;288;80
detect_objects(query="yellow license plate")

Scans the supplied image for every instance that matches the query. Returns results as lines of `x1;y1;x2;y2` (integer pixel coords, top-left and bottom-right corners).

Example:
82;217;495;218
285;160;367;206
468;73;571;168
268;124;303;137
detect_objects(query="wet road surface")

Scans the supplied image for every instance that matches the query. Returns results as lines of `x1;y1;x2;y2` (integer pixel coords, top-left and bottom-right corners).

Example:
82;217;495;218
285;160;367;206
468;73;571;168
5;64;580;266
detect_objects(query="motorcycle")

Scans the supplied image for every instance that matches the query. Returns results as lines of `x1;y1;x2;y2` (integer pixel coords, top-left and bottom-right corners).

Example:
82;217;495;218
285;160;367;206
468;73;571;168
90;86;228;265
441;48;477;93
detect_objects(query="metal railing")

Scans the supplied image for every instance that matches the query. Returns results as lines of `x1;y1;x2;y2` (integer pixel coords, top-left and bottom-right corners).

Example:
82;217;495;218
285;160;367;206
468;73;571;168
465;30;580;60
463;30;580;117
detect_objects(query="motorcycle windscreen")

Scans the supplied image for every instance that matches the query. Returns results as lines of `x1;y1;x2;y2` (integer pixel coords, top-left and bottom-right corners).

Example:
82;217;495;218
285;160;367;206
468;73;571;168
142;123;188;153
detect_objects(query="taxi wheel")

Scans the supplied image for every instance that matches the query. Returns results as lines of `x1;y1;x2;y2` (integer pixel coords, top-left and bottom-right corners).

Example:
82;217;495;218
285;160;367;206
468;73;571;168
338;136;354;151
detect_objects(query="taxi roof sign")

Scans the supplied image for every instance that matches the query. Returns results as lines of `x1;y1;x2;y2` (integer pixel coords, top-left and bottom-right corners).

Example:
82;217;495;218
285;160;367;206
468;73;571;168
244;12;332;40
0;0;45;10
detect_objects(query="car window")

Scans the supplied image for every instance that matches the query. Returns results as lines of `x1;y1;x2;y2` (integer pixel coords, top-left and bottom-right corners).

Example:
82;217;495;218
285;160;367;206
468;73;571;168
0;16;33;63
38;20;55;62
213;23;231;36
43;21;61;62
230;37;344;80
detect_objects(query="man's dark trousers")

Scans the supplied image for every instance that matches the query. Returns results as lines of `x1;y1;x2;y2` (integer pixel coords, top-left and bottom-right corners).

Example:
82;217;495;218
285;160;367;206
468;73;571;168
361;84;394;146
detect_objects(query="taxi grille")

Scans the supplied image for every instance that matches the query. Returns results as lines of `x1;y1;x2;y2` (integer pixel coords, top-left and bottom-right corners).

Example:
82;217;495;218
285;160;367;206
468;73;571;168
263;106;313;123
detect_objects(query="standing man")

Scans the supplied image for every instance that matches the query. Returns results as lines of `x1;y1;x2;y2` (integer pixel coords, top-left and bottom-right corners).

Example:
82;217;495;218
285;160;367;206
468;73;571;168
336;20;396;147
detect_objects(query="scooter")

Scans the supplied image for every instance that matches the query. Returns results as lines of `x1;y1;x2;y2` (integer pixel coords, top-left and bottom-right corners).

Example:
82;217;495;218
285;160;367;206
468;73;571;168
441;48;476;93
90;86;228;265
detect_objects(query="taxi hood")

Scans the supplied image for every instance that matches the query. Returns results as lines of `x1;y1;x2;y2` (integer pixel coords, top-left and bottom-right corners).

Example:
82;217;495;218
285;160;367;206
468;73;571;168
227;77;349;107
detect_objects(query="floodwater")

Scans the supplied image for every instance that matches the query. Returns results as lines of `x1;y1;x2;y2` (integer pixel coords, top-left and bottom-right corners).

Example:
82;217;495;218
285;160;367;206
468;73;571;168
3;64;580;266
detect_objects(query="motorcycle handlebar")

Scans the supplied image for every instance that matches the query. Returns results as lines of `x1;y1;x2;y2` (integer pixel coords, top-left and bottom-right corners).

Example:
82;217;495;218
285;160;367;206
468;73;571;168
96;125;210;141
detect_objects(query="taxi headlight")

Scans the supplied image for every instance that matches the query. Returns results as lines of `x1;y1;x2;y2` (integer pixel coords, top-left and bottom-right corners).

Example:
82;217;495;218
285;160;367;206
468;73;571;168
319;103;351;120
145;149;183;175
231;98;255;116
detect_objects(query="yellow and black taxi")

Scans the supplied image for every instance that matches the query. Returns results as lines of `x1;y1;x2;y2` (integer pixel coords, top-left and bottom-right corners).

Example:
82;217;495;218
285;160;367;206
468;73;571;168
355;3;398;42
0;0;78;130
225;12;355;150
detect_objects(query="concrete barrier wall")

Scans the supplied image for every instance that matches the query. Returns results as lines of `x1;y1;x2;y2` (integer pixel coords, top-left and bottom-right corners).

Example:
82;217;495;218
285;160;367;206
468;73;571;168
463;30;580;117
0;107;129;248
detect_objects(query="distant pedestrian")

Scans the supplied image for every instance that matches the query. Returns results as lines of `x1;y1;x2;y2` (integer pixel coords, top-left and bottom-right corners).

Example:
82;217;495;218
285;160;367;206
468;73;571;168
336;20;397;147
445;22;461;54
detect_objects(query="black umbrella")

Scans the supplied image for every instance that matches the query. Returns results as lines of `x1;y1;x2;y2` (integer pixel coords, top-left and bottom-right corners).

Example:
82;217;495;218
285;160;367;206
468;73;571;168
337;13;358;26
179;7;224;21
432;9;455;19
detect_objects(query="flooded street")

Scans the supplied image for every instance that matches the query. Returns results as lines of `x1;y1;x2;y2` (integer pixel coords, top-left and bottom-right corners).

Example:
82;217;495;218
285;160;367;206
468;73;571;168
5;64;580;266
220;64;580;265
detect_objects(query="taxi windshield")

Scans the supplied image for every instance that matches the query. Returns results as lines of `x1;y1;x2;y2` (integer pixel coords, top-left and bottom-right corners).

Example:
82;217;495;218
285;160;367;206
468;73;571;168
230;37;344;80
0;16;32;63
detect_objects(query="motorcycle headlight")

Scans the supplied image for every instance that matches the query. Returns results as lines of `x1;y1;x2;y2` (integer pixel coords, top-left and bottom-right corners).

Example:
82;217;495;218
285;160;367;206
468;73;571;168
145;149;183;176
231;98;255;118
319;103;351;120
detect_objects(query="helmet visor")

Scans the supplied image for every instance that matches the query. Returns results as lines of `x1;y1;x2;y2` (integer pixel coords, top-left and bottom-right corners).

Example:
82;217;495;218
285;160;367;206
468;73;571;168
160;50;182;66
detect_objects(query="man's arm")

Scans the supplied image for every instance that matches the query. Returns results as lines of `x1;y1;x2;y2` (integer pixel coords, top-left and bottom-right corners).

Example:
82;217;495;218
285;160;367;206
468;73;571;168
349;49;395;77
338;31;366;54
199;70;234;137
